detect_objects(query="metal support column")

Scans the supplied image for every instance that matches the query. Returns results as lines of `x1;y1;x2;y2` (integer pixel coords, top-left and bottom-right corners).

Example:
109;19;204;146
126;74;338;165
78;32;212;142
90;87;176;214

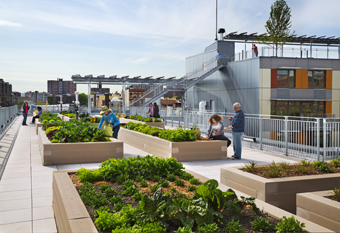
87;82;91;114
244;42;247;59
259;115;263;150
323;118;327;161
285;116;288;156
122;84;126;115
317;118;320;161
310;43;313;57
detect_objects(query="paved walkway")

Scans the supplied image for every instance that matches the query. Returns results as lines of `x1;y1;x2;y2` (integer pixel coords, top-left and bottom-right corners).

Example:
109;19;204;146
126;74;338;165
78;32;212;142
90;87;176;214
0;116;301;232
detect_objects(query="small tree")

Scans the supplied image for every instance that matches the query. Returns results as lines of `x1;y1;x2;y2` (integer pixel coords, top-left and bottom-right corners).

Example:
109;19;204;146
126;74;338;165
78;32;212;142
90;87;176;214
47;96;53;105
259;0;294;56
78;93;88;106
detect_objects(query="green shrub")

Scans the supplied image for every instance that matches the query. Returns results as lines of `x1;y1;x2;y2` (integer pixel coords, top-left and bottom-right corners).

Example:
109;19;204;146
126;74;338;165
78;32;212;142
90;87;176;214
140;179;148;187
51;139;59;143
175;226;193;233
295;164;309;174
197;223;219;233
189;178;201;185
113;222;166;233
301;159;313;168
122;185;138;196
279;161;290;170
170;187;177;193
264;161;281;178
133;191;143;201
330;158;340;168
104;188;118;199
175;179;185;186
243;160;257;172
99;184;109;193
152;175;160;182
187;185;196;192
121;180;135;190
313;161;333;173
224;220;246;233
167;174;177;182
150;184;159;193
135;175;144;182
332;186;340;202
79;182;107;208
109;195;123;206
275;216;306;233
251;216;275;232
180;171;194;180
159;179;169;188
76;168;103;182
94;206;110;218
113;202;124;212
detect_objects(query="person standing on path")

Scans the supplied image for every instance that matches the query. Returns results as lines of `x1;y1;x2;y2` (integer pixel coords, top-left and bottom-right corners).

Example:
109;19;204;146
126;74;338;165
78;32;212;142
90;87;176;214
146;103;153;118
153;102;160;119
224;102;245;160
98;105;120;139
22;102;29;126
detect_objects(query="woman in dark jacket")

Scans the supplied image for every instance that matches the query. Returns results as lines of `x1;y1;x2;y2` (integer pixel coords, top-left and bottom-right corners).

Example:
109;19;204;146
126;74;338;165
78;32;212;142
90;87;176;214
22;102;30;126
153;102;160;118
206;114;231;147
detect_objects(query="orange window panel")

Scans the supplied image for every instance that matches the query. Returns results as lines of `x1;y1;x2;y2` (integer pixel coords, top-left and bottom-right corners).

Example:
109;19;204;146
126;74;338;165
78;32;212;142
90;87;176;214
301;70;308;89
271;69;277;88
326;70;332;89
296;70;302;88
326;101;332;114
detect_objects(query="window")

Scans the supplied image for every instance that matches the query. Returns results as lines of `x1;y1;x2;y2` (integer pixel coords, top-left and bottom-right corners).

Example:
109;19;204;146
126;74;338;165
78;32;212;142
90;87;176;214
272;101;325;116
308;71;325;88
277;70;295;88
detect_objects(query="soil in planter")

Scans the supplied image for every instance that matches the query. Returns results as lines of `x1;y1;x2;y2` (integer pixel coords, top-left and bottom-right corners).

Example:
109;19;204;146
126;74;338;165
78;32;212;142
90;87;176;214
242;162;340;178
70;174;281;233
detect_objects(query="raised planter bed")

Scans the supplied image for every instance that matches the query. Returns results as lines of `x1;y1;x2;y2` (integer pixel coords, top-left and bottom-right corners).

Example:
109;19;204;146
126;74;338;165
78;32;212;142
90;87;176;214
220;166;340;214
119;117;165;128
53;169;332;233
38;127;123;165
35;122;43;135
118;127;228;162
297;190;340;232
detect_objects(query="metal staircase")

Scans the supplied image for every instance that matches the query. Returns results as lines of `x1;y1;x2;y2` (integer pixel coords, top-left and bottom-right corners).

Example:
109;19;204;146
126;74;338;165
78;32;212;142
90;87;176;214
128;56;230;108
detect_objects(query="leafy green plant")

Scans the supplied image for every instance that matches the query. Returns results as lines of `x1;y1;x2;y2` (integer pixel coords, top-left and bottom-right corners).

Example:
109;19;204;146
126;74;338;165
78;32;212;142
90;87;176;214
76;168;103;182
135;175;144;182
301;159;313;168
99;184;109;193
224;220;246;233
192;125;202;140
187;185;196;192
152;175;160;182
279;161;290;170
113;202;124;212
264;161;281;178
140;179;148;187
332;186;340;202
275;216;306;233
167;174;177;182
175;179;185;186
79;182;107;208
159;179;169;188
94;206;111;218
113;222;166;233
197;223;219;233
180;171;194;180
175;226;193;233
122;185;138;196
104;188;118;199
251;216;275;232
189;178;201;185
133;191;143;201
170;187;177;193
330;158;340;168
243;160;257;172
295;164;309;174
109;195;123;206
313;161;333;173
150;184;159;193
121;180;135;190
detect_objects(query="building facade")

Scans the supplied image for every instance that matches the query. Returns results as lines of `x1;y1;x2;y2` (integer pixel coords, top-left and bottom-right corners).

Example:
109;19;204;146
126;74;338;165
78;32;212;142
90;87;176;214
47;78;76;96
0;79;13;107
185;41;340;117
32;91;50;104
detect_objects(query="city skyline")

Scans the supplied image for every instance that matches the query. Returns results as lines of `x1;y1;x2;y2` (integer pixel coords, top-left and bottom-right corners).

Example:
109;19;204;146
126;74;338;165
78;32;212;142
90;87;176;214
1;0;340;94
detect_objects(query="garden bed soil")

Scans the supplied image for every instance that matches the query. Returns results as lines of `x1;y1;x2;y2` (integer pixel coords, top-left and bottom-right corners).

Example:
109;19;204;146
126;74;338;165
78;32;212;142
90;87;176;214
118;128;228;162
69;174;281;233
243;163;340;178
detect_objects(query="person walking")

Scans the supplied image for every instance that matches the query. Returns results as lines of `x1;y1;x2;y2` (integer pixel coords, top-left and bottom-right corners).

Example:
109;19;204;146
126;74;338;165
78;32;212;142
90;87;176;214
98;105;120;139
146;103;153;118
206;114;231;147
30;106;42;124
22;102;30;126
252;44;258;57
153;102;160;118
216;49;221;65
224;102;245;160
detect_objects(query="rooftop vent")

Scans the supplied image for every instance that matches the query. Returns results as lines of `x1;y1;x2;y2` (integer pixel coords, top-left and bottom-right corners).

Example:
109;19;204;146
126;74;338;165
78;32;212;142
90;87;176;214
218;28;225;41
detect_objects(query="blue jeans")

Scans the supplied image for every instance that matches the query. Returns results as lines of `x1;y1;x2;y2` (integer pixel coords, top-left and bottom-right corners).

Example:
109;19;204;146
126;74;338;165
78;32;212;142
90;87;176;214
232;131;243;159
22;113;27;125
112;125;120;139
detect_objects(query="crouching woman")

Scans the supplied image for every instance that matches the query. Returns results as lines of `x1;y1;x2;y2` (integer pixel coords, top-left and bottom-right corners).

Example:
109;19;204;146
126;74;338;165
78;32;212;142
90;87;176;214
98;105;120;139
206;114;231;147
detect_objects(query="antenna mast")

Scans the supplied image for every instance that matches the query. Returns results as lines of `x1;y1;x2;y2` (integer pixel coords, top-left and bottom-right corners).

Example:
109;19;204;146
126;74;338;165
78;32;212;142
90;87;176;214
215;0;218;40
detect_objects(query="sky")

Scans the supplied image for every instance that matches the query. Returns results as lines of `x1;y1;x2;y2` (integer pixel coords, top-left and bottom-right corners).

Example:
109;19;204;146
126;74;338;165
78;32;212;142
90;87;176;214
1;0;340;94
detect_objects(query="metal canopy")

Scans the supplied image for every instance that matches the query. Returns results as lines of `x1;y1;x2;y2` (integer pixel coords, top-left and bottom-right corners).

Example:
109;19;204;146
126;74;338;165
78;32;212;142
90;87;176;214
224;32;340;45
71;75;181;85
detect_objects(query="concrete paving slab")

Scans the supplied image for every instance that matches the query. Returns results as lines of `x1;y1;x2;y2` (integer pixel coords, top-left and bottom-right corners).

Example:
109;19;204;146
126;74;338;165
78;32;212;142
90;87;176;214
32;187;52;198
33;218;57;233
32;196;52;208
0;190;31;201
0;209;32;225
0;221;32;233
0;198;31;211
0;183;31;192
33;206;54;221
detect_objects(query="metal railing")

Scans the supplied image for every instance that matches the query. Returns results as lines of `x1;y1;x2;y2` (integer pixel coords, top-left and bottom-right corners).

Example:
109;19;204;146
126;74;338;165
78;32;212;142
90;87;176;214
0;106;18;138
125;107;340;161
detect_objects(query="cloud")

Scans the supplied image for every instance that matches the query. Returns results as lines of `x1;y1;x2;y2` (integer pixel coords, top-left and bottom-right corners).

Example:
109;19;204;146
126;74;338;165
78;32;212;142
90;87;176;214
0;20;22;27
126;57;152;64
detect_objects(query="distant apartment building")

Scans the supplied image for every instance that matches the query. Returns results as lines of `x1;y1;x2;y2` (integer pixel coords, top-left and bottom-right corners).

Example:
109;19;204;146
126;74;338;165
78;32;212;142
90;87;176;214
47;78;76;96
32;91;50;104
0;79;13;107
25;91;33;98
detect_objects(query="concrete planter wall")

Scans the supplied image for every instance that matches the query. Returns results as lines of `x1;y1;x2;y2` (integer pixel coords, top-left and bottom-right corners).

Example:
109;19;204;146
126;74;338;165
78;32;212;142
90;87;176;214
35;122;43;135
297;190;340;232
118;128;227;162
53;170;332;233
220;166;340;214
38;127;123;165
119;118;165;128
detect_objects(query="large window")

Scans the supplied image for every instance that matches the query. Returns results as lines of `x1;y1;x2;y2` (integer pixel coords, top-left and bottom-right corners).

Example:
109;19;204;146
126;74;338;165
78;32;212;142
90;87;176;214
271;101;325;116
277;70;295;88
308;71;325;88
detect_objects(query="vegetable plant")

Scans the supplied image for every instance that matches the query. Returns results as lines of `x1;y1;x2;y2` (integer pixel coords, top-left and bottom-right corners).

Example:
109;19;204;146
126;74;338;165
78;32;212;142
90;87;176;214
224;220;246;233
175;179;185;186
167;174;177;182
251;216;275;232
159;179;169;188
140;180;148;187
197;223;219;233
275;216;306;233
189;178;201;185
